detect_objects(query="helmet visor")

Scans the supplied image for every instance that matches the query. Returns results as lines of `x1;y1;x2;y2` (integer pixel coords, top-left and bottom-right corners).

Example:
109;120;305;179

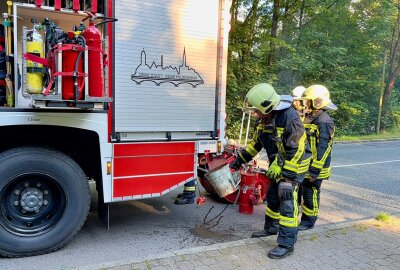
242;98;274;115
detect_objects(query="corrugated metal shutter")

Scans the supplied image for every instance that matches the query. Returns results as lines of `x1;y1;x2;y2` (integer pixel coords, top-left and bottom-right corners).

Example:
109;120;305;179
114;0;220;139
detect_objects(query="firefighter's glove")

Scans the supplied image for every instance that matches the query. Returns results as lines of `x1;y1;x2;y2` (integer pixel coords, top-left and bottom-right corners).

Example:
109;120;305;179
308;166;320;182
266;158;282;180
229;157;241;170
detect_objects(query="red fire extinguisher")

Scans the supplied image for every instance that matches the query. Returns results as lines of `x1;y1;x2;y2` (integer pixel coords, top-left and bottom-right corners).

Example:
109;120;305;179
82;13;117;97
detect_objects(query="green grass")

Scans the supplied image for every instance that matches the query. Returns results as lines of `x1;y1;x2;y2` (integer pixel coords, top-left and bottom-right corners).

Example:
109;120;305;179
375;212;391;223
336;129;400;141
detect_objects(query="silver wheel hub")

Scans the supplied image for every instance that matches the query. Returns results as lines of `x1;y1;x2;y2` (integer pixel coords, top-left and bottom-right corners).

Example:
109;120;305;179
20;188;44;213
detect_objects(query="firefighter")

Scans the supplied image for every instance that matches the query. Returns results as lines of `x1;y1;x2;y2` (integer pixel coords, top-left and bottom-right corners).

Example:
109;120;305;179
291;85;309;206
291;86;306;112
298;84;336;231
229;83;309;259
174;180;196;204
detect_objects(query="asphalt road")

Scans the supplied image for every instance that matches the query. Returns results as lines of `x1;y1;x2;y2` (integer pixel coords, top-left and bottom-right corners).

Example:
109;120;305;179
1;140;400;270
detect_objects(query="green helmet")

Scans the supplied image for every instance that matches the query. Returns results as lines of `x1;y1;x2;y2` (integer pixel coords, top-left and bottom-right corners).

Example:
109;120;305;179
245;83;281;114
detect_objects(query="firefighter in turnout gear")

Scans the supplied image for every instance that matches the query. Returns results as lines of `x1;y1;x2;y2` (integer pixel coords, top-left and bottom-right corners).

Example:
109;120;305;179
229;83;310;259
298;84;336;231
174;180;196;204
291;86;306;112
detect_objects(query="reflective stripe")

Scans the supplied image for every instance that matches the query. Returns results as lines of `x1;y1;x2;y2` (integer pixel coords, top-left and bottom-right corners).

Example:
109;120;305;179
246;143;259;157
312;139;332;169
318;166;332;179
312;186;319;216
298;157;311;173
266;207;280;220
184;187;196;192
305;124;318;160
276;127;286;157
238;152;250;163
279;186;299;228
301;187;319;217
292;132;307;164
283;160;299;172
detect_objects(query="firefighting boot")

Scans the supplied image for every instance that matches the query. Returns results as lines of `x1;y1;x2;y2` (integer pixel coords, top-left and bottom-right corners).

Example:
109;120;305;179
252;216;279;238
297;223;314;231
251;229;278;238
174;197;194;204
267;245;294;259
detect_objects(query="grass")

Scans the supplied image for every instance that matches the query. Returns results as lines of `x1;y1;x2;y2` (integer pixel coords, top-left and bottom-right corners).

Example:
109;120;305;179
310;234;318;241
375;212;391;223
336;129;400;141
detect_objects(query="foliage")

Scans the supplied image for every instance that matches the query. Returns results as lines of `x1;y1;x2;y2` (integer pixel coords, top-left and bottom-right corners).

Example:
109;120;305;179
375;212;391;222
226;0;400;138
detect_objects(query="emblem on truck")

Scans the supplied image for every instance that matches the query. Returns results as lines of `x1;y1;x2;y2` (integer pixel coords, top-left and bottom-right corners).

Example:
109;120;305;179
131;49;204;87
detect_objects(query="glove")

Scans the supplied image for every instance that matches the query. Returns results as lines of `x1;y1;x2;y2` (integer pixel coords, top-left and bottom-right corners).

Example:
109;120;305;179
229;158;241;170
308;166;320;182
266;158;282;180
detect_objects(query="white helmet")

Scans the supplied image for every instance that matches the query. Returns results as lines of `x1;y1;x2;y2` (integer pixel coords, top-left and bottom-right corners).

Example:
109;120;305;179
302;84;337;111
291;86;306;100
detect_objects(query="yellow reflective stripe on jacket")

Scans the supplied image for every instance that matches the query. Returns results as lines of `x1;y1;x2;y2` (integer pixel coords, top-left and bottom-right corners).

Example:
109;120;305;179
306;166;332;180
311;140;332;169
282;132;306;172
279;186;299;228
275;127;286;156
318;167;332;179
266;207;280;220
298;157;311;173
245;143;259;157
292;132;307;163
283;160;299;172
184;187;196;192
304;124;318;159
238;152;251;163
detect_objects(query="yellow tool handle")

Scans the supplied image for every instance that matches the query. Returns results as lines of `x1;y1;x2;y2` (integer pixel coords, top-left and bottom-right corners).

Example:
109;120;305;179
7;1;12;15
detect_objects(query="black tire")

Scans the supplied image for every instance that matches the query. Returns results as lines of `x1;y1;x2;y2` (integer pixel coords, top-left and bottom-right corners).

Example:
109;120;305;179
0;147;90;257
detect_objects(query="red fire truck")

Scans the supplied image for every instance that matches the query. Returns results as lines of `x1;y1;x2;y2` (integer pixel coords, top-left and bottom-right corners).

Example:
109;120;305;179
0;0;231;256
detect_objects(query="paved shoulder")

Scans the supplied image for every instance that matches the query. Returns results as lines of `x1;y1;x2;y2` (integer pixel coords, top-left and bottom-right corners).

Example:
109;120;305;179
86;216;400;270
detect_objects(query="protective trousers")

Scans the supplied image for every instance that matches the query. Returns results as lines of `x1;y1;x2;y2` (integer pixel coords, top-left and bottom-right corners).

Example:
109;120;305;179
182;180;196;199
300;178;322;227
264;180;299;248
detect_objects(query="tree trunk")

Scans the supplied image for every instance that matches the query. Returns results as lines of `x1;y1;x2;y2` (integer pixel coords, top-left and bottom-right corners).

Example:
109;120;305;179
382;0;400;119
267;0;281;66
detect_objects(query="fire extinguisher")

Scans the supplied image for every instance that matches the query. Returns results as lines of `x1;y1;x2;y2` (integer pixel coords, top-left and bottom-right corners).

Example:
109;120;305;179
82;13;117;97
26;19;44;94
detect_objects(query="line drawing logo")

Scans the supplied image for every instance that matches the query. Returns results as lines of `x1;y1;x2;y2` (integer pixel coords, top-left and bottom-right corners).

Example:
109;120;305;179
131;48;204;87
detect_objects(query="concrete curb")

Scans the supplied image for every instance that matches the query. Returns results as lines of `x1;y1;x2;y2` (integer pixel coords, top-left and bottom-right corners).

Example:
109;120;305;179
80;215;398;270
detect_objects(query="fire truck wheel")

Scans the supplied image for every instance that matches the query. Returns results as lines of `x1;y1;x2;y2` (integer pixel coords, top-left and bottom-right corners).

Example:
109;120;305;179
0;147;90;257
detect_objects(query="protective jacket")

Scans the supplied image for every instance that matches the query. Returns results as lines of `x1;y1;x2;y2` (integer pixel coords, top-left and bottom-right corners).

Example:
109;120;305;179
304;110;335;180
236;107;309;182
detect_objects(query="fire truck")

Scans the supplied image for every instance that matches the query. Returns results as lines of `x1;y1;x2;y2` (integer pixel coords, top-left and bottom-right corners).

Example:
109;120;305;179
0;0;231;256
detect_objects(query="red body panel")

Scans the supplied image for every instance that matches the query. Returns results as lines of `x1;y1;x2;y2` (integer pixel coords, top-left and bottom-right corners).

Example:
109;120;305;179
114;173;193;197
113;142;196;198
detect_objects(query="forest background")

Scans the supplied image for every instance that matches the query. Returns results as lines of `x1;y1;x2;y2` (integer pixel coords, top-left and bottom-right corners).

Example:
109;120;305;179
226;0;400;138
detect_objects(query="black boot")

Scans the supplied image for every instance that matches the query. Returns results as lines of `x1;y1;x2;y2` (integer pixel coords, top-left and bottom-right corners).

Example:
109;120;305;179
298;223;314;231
251;230;278;238
267;245;294;259
174;196;194;205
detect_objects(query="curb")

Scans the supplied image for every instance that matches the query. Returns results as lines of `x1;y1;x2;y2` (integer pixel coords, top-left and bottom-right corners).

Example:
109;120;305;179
80;215;397;270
